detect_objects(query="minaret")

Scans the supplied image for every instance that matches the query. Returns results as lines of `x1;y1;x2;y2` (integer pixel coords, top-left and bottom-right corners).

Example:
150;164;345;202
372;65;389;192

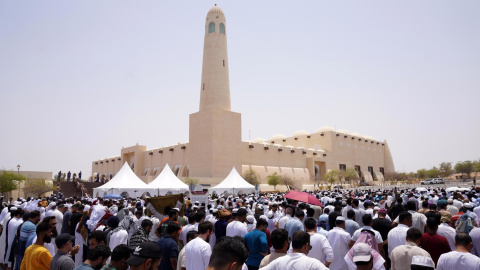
188;5;242;182
199;4;231;112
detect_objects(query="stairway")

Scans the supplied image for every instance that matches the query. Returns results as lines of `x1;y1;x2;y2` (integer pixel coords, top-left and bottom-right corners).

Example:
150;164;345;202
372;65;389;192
59;181;103;198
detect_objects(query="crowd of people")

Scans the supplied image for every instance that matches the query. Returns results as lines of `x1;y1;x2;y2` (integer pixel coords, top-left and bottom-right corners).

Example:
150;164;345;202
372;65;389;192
1;185;480;270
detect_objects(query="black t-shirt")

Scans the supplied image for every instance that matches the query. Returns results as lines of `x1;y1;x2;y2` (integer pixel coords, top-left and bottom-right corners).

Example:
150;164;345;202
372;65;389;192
372;217;392;241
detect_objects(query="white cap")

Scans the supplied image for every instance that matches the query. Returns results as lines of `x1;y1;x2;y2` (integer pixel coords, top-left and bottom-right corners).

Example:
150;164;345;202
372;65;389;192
232;208;238;214
259;215;267;221
352;243;372;263
411;255;435;267
336;216;346;221
267;211;274;219
10;207;18;211
246;215;255;224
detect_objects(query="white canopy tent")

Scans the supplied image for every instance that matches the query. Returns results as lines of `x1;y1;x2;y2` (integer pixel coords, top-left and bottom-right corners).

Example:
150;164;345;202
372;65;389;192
93;162;153;198
209;167;256;195
148;164;189;196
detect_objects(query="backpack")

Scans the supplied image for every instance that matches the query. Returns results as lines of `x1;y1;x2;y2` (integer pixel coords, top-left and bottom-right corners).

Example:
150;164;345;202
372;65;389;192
455;213;478;234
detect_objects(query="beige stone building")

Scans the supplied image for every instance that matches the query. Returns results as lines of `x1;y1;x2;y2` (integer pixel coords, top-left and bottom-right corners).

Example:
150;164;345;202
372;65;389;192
92;5;395;191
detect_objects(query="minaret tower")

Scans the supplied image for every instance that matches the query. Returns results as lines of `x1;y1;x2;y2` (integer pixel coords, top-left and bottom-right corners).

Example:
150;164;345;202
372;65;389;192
199;4;231;112
188;5;242;182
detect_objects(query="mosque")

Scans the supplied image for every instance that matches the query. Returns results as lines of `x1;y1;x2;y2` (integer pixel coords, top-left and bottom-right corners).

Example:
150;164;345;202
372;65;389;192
91;5;395;191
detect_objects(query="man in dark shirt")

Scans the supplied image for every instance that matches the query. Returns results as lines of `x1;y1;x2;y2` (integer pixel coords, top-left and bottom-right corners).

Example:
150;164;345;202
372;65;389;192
328;205;343;231
372;208;392;268
388;197;405;220
61;204;77;234
420;217;451;265
425;204;441;225
157;223;181;270
70;205;83;236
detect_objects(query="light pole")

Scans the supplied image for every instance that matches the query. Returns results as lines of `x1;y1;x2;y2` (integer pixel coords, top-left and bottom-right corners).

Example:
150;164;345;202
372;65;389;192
17;164;20;174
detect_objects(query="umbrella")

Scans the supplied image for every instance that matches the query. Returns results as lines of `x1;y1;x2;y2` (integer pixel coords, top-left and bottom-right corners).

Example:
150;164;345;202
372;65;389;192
103;194;123;200
283;190;322;206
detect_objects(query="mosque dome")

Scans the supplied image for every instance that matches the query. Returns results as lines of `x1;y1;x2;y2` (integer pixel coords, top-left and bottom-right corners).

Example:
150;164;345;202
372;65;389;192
251;137;267;143
207;5;225;16
315;126;335;133
292;130;310;137
269;134;287;141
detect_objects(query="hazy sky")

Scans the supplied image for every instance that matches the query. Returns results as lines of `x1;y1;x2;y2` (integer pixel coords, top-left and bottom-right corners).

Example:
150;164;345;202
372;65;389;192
1;1;479;179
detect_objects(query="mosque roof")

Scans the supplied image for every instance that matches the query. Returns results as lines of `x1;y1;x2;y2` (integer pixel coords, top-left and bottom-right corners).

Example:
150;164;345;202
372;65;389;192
336;129;351;135
315;126;335;133
292;130;310;137
270;134;287;140
251;137;267;143
351;132;364;138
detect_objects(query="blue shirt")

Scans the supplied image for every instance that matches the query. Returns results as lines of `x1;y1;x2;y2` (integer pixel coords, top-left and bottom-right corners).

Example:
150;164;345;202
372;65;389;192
157;235;179;270
284;218;304;240
243;229;268;267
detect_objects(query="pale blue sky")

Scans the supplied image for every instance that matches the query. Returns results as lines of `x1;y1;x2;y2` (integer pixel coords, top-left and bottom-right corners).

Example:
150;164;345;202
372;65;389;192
1;1;479;178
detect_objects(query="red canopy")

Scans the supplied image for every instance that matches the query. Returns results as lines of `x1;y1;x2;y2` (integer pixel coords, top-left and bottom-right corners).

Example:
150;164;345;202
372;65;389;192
283;190;322;206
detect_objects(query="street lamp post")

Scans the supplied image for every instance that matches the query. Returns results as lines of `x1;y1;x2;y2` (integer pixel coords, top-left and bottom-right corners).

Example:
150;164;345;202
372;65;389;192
17;164;20;174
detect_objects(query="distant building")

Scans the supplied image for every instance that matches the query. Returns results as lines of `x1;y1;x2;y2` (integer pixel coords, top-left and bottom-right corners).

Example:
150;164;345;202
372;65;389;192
92;5;394;193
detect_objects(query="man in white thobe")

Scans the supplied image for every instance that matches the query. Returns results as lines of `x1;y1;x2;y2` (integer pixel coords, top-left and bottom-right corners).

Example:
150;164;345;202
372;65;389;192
327;216;351;270
185;221;213;270
5;209;23;268
437;233;480;270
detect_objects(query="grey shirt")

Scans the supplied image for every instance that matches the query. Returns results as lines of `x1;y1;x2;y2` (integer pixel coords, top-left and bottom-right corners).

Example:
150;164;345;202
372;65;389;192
50;251;75;270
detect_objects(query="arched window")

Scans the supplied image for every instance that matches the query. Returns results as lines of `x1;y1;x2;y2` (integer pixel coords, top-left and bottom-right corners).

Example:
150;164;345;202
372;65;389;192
208;22;215;33
219;23;225;34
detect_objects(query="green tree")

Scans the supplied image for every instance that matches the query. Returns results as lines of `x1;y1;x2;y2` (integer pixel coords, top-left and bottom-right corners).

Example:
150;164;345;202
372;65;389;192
0;170;26;197
474;159;480;176
417;169;427;179
243;169;259;185
23;179;54;197
439;162;454;178
324;170;339;189
455;160;474;179
426;167;441;178
267;172;280;190
342;168;359;184
279;175;294;190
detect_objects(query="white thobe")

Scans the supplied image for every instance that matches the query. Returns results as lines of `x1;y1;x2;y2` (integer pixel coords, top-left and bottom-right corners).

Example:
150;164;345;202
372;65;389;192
327;227;351;270
226;221;247;237
262;253;329;270
5;217;23;267
437;251;480;270
277;214;291;229
179;224;195;245
185;237;211;270
75;223;84;267
149;217;160;242
387;224;409;256
394;210;427;233
437;223;456;251
109;230;129;250
0;214;11;264
307;232;334;264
